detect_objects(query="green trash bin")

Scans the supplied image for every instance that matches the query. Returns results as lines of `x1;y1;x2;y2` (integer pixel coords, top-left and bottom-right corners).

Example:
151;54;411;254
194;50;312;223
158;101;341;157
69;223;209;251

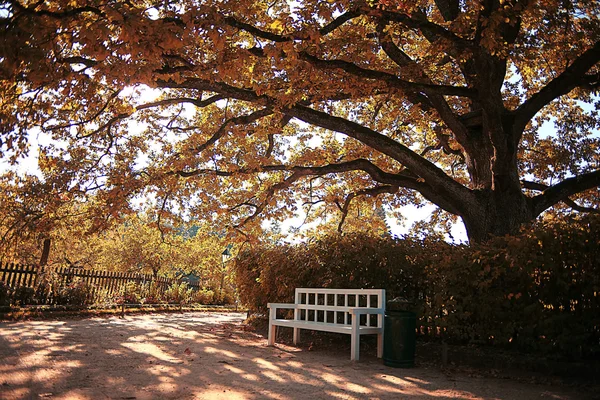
383;309;416;368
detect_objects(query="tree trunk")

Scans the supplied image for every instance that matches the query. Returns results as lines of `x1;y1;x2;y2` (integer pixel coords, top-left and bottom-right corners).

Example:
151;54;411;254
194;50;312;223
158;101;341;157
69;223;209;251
461;188;534;243
40;238;51;266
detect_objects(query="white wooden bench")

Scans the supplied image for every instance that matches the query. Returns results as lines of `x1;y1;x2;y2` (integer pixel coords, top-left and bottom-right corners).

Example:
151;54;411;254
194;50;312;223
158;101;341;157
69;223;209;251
267;288;385;361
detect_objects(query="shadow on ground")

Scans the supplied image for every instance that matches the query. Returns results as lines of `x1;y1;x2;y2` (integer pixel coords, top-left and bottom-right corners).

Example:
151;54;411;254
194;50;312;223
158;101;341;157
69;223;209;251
0;312;592;399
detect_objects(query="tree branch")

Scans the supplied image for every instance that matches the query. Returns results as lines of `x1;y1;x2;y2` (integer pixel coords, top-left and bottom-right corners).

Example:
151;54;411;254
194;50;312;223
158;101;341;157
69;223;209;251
376;23;471;147
298;52;476;97
377;9;472;58
434;0;460;22
58;56;98;68
529;170;600;217
319;9;362;36
10;0;106;19
514;40;600;135
337;185;399;232
44;90;120;132
284;103;474;208
186;108;273;155
522;179;600;214
171;157;464;217
158;76;476;213
137;95;224;111
223;8;362;43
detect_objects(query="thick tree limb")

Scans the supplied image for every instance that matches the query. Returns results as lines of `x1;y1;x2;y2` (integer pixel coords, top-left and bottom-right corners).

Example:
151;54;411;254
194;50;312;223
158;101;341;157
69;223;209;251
284;103;474;208
529;170;600;217
298;52;476;97
522;179;600;213
159;77;476;213
434;0;459;22
137;95;224;111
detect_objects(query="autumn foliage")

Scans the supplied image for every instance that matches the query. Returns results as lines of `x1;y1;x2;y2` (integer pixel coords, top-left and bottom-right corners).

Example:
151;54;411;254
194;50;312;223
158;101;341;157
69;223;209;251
234;215;600;359
0;0;598;243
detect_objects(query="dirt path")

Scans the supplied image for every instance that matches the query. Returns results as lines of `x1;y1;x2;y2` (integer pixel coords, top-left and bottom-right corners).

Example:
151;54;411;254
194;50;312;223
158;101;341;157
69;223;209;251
0;312;592;399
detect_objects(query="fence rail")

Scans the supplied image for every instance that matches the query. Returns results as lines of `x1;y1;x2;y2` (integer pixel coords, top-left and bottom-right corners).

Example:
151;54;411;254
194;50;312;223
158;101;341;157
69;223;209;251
0;262;201;305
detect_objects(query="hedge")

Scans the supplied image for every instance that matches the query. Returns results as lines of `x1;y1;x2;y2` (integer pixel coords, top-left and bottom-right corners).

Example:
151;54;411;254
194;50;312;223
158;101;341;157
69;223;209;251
234;215;600;359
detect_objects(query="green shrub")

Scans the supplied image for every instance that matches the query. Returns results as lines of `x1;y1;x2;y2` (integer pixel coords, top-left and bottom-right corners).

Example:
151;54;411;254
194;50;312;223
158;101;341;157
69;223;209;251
218;291;236;305
234;233;427;313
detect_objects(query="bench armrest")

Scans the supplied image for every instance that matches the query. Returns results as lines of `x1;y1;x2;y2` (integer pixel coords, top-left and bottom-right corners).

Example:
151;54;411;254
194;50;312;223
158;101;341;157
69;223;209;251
267;303;298;309
348;307;385;315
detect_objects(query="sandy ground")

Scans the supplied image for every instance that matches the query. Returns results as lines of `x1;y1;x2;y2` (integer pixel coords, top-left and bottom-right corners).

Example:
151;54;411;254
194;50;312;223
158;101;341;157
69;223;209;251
0;312;593;400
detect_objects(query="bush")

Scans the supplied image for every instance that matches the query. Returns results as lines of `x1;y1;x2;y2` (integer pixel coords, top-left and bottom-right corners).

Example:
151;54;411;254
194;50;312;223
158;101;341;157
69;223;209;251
54;279;95;306
218;291;236;305
234;233;427;313
0;281;10;306
164;282;192;305
139;281;164;304
192;288;216;305
234;215;600;360
34;270;64;304
94;287;119;306
116;282;142;305
13;286;35;306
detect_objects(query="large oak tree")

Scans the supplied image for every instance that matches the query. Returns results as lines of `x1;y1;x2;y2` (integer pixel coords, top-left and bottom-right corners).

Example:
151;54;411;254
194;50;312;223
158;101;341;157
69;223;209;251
1;0;599;243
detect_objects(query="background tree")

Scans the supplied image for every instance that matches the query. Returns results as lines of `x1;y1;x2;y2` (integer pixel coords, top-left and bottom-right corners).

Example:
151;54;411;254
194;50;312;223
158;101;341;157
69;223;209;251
1;0;599;243
0;171;87;263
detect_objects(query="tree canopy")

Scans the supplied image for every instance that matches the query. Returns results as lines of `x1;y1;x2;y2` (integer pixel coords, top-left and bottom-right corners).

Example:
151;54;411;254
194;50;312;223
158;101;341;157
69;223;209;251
1;0;599;243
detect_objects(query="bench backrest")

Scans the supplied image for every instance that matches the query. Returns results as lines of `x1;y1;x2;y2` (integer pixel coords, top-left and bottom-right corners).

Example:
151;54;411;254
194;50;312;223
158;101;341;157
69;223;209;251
294;288;385;328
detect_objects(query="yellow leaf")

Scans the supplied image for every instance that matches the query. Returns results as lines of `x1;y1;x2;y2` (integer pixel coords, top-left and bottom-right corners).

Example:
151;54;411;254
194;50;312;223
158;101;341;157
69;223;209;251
269;20;284;33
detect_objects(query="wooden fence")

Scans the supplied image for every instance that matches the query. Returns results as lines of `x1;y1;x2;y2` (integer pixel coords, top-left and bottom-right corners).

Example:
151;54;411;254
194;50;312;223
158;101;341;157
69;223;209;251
0;262;201;305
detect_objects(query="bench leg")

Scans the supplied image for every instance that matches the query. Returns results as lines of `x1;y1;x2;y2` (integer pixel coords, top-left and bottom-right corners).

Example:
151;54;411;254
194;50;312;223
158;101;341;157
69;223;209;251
293;327;300;345
268;323;276;346
351;317;360;361
268;307;276;346
377;331;383;358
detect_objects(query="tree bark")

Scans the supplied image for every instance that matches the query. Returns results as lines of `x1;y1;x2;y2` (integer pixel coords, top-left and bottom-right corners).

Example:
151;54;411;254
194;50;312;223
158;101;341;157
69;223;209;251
461;188;534;243
39;238;51;266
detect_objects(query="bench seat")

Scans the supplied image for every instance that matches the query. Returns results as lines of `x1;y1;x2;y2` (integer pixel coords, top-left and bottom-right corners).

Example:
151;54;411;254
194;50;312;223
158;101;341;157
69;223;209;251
267;288;386;361
269;318;384;335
